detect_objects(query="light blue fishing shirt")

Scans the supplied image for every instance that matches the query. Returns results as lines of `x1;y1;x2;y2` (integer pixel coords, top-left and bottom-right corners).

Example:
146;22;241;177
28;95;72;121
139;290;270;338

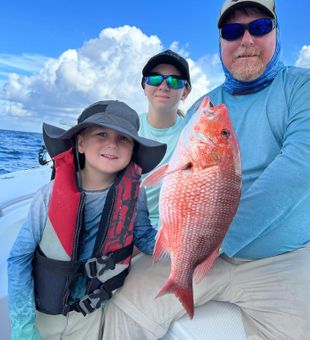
7;181;155;340
185;66;310;259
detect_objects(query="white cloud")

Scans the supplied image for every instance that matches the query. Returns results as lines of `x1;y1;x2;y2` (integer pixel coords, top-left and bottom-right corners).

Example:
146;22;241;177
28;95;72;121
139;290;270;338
0;53;49;73
197;53;224;90
0;53;49;105
1;25;214;132
1;31;309;133
295;45;310;68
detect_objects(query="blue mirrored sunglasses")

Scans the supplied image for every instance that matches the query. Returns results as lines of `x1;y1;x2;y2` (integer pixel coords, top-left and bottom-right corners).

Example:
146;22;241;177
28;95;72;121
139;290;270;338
220;18;277;41
144;74;187;89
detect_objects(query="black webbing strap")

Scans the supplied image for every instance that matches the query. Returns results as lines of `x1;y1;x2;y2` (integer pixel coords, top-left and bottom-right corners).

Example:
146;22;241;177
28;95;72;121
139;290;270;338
35;242;133;278
70;267;129;316
85;242;133;278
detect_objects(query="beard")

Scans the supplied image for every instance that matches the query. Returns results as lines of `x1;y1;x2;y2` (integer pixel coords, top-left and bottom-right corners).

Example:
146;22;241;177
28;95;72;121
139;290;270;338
230;47;266;81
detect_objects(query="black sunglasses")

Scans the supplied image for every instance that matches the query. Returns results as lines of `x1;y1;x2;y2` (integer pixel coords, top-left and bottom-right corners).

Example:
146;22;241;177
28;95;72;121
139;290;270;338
220;18;277;41
144;74;187;89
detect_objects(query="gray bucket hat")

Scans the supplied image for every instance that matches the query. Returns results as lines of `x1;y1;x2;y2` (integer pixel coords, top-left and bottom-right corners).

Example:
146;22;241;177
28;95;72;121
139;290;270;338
43;100;167;174
218;0;276;28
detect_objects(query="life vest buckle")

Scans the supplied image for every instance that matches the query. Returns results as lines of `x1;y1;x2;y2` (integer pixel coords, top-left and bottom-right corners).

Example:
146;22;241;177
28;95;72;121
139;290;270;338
76;286;112;316
85;254;115;279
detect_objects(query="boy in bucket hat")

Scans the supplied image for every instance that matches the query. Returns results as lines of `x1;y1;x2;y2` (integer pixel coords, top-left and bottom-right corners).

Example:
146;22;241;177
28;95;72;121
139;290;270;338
7;100;166;339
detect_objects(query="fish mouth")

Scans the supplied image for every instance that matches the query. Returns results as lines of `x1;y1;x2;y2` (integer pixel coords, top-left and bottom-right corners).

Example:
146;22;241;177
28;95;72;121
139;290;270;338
201;102;217;120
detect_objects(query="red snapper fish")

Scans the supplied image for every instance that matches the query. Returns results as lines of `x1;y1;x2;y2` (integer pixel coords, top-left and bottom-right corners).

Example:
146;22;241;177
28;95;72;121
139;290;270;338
143;97;241;319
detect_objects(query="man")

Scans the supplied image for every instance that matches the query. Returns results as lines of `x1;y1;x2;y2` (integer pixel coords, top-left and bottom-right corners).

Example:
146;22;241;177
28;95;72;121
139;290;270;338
102;1;310;339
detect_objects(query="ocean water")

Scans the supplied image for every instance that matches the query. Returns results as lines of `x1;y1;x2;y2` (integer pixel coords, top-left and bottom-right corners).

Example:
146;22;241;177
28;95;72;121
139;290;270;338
0;129;44;175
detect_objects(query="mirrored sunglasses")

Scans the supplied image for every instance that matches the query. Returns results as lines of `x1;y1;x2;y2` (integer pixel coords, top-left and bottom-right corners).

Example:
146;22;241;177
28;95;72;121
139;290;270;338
144;74;187;89
220;18;277;41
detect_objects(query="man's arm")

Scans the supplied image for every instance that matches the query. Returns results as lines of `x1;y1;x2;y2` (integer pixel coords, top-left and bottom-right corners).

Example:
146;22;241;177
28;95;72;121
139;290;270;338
222;73;310;256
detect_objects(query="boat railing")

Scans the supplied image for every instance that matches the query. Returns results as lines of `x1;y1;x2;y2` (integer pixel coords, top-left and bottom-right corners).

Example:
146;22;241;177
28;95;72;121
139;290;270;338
0;193;35;217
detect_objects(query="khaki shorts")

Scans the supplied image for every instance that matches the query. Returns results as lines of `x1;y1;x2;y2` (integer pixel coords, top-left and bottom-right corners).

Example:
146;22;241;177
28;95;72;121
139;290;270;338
36;307;103;340
102;244;310;340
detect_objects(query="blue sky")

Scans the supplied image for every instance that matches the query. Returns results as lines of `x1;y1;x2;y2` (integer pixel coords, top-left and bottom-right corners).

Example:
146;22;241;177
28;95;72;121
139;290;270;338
0;0;309;132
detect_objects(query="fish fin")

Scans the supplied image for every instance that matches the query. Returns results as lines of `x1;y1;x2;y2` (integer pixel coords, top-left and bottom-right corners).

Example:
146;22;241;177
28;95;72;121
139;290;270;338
167;161;193;173
193;244;221;283
156;278;194;319
142;163;169;187
142;162;193;187
153;228;169;263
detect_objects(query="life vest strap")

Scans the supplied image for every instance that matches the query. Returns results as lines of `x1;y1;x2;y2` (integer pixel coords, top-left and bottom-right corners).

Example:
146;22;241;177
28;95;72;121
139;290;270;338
68;267;129;316
84;242;133;279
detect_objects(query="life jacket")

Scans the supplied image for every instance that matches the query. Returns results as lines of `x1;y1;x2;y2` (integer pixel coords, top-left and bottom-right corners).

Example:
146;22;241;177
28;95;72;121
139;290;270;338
32;148;141;316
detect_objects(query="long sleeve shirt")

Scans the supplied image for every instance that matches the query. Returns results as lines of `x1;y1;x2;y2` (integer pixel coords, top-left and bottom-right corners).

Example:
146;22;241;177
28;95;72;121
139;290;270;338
7;181;155;339
185;66;310;259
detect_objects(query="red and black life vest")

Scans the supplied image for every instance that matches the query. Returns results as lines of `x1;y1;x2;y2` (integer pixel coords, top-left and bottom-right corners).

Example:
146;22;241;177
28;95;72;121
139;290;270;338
32;148;141;316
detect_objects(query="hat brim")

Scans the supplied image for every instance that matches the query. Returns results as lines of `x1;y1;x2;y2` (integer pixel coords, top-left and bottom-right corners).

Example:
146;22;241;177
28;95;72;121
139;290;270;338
43;122;167;174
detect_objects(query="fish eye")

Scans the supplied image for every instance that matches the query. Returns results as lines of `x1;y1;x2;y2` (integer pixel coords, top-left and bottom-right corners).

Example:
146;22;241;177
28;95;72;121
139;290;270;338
221;129;231;138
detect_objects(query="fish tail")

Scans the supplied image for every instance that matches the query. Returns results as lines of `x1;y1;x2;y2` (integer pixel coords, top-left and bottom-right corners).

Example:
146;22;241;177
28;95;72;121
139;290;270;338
156;278;194;319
